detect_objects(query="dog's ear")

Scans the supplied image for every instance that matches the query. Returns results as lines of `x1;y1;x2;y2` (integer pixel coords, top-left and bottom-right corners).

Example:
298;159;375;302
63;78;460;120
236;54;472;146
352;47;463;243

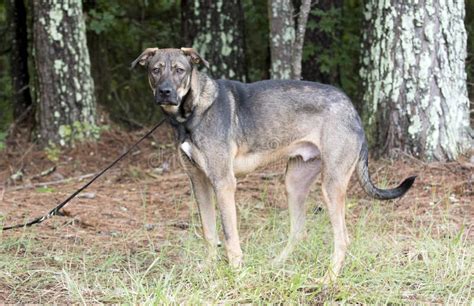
131;48;159;69
181;47;209;69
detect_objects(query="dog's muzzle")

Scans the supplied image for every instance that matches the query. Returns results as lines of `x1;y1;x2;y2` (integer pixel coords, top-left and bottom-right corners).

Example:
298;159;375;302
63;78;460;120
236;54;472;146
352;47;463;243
155;84;179;106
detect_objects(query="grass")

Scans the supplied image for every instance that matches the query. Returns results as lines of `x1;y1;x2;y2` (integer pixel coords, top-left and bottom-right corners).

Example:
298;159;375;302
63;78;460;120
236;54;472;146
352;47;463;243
0;197;472;304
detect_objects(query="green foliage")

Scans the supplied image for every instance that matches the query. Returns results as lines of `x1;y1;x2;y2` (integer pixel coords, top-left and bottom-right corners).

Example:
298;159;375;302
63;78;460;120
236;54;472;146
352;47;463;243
339;0;364;105
84;0;182;129
0;63;12;133
87;3;123;34
310;7;340;34
243;0;270;81
303;0;363;108
0;2;12;133
45;143;61;162
35;186;56;193
0;132;5;151
466;1;474;103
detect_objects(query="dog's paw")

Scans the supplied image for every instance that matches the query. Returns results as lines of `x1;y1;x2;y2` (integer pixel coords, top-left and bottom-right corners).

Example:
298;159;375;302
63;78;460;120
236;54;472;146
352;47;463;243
272;254;287;267
314;271;337;287
229;259;243;269
227;254;243;269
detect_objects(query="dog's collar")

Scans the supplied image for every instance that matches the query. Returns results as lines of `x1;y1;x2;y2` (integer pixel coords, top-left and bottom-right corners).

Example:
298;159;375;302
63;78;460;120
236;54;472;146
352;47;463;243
168;107;195;126
167;93;196;143
168;112;194;144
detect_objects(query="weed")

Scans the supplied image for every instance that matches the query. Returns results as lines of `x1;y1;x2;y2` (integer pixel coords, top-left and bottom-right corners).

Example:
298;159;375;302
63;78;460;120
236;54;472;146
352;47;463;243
45;144;61;162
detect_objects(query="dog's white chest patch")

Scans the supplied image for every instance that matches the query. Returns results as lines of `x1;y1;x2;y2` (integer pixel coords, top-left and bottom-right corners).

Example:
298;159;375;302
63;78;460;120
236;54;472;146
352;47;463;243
179;141;192;159
180;141;193;159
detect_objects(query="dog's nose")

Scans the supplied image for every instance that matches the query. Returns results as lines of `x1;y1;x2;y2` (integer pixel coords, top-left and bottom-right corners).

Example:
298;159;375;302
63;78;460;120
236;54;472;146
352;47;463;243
159;86;172;97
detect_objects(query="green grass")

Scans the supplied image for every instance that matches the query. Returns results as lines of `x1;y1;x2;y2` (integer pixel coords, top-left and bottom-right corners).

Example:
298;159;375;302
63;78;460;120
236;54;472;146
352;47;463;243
0;198;472;304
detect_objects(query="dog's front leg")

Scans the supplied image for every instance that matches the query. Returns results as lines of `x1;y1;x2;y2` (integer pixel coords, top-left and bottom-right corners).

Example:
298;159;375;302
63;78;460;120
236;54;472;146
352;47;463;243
213;176;243;268
188;170;219;260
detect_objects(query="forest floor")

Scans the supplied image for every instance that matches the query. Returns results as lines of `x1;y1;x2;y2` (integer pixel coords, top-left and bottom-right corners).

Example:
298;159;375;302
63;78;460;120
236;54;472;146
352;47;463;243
0;126;472;304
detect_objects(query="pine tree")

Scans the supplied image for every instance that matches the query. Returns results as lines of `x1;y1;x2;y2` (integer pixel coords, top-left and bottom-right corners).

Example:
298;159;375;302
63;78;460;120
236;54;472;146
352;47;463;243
183;0;247;81
360;0;470;160
33;0;97;146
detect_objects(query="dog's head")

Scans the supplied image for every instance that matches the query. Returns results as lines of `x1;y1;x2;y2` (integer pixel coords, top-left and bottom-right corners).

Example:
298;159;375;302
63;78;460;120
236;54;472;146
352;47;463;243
131;47;209;115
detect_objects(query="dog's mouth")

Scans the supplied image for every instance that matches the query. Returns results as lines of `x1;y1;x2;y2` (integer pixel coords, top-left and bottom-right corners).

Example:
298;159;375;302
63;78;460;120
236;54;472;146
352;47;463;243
158;100;179;106
155;94;180;106
159;101;181;115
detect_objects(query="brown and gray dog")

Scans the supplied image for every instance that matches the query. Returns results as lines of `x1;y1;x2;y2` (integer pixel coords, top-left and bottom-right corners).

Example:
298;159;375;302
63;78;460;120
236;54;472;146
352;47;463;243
132;47;416;283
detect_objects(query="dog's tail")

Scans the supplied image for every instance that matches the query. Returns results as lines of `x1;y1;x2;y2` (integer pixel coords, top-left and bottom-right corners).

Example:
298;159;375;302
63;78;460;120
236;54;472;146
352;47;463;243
356;141;416;200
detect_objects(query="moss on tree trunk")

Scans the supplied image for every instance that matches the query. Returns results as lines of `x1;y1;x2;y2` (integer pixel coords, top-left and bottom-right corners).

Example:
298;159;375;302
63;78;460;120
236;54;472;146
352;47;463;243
361;0;470;161
33;0;97;147
185;0;247;81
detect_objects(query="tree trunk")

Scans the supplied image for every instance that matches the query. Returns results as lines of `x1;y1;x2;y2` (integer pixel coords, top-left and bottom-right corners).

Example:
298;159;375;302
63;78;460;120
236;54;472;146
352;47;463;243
268;0;312;80
33;0;97;147
360;0;471;161
6;0;32;120
185;0;247;81
291;0;311;80
268;0;294;79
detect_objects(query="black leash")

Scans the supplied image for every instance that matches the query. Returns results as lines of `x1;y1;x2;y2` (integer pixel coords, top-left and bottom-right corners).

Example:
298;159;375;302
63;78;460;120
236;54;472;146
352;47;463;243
1;118;167;231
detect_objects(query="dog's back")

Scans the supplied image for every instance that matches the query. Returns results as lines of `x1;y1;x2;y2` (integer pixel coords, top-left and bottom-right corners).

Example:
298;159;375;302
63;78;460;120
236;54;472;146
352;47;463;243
216;79;364;153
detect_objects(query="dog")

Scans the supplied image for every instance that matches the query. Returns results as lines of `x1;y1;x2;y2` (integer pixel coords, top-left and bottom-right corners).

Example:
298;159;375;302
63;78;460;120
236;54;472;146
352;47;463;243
132;47;416;283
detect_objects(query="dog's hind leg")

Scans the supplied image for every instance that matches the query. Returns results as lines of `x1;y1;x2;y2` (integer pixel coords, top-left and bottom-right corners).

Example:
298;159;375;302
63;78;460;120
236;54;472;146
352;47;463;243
318;147;358;284
274;157;321;265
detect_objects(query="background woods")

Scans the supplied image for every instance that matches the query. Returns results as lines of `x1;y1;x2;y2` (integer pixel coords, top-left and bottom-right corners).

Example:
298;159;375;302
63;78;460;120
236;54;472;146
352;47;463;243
0;0;472;159
0;1;472;304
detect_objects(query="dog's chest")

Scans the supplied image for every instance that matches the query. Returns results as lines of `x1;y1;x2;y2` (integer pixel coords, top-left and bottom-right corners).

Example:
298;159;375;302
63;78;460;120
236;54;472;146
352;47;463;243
179;139;320;176
178;140;207;171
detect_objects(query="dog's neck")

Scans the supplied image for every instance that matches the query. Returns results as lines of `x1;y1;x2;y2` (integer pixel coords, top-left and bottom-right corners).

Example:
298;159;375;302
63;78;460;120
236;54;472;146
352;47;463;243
167;70;217;142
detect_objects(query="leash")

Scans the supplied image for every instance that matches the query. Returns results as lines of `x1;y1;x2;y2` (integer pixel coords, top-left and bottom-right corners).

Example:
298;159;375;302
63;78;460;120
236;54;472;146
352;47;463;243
1;118;167;231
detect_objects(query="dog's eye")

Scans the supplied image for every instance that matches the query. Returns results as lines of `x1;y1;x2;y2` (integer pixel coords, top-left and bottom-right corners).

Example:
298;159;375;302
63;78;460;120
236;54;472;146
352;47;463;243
176;68;185;74
152;67;161;74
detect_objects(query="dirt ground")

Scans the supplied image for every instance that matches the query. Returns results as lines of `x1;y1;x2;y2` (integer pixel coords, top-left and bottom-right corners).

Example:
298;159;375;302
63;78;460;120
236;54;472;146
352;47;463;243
1;125;473;240
0;125;473;302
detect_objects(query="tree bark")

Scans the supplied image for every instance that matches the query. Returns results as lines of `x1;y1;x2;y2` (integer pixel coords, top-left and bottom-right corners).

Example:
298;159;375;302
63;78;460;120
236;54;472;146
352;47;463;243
6;0;32;120
268;0;294;79
268;0;312;80
33;0;97;147
184;0;247;81
291;0;312;80
360;0;471;161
